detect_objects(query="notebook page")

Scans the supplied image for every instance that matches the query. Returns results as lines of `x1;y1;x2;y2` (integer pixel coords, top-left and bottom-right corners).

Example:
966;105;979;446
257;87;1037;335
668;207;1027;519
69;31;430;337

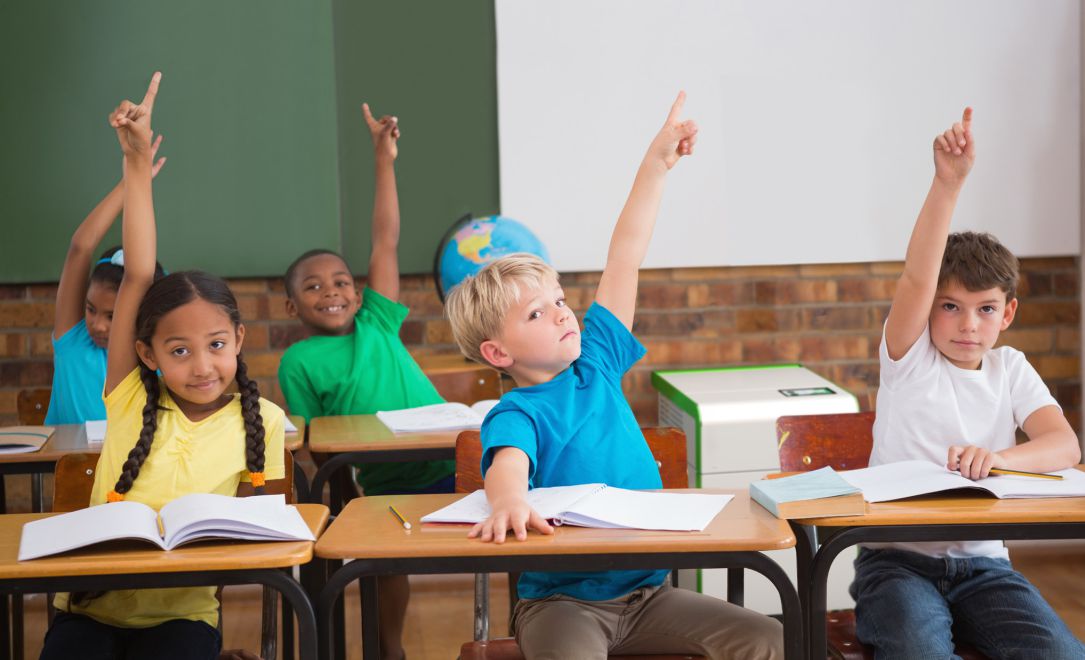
420;483;604;524
19;501;163;560
85;420;107;443
376;403;484;433
975;468;1085;499
839;460;979;503
160;493;314;548
558;488;733;531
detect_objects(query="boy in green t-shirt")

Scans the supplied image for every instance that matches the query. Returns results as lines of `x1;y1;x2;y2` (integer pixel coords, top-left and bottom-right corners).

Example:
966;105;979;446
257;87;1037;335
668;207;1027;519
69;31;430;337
277;104;453;660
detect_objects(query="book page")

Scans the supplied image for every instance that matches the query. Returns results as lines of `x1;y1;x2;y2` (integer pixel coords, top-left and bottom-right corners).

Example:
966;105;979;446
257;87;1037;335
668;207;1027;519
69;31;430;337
0;426;54;454
558;488;733;531
85;420;107;444
470;399;499;418
18;501;164;560
840;461;980;502
376;402;483;433
420;484;604;524
160;493;314;549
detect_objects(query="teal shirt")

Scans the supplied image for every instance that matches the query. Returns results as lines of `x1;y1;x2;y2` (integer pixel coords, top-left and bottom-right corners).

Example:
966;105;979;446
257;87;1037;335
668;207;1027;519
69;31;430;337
278;288;454;494
482;303;669;601
45;320;106;425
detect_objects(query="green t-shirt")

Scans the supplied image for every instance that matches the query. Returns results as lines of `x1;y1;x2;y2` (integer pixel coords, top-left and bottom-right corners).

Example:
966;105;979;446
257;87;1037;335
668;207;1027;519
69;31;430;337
278;288;453;494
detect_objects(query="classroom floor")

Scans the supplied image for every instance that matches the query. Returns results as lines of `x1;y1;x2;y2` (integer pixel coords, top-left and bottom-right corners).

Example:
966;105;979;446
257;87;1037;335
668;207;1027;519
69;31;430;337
15;543;1085;659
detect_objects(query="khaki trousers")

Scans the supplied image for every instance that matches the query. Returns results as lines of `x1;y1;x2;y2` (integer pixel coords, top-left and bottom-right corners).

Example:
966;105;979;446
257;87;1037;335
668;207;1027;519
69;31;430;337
510;583;784;660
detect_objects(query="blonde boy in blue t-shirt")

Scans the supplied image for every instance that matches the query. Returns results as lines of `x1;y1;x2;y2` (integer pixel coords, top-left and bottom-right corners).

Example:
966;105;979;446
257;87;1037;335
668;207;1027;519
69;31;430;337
445;94;783;660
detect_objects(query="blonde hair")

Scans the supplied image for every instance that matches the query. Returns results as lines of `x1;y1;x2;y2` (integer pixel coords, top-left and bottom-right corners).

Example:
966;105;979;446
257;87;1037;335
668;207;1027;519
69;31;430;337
445;254;559;366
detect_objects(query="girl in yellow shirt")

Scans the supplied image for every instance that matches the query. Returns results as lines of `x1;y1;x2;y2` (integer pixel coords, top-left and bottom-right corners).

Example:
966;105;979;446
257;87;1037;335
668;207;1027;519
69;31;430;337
40;73;284;660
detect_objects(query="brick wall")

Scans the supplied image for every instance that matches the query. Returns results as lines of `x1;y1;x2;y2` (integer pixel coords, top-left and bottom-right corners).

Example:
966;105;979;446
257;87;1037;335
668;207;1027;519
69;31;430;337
1;257;1080;433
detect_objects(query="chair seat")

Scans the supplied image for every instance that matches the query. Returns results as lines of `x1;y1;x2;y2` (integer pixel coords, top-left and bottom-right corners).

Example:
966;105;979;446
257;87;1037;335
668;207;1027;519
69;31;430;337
826;609;988;660
460;638;704;660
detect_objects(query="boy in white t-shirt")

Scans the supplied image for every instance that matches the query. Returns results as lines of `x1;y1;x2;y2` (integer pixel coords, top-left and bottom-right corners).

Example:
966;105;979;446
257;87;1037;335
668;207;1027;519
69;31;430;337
855;107;1084;658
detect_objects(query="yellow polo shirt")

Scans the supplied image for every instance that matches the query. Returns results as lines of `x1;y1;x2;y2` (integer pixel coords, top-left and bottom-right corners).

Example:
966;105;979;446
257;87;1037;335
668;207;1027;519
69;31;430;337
54;368;286;628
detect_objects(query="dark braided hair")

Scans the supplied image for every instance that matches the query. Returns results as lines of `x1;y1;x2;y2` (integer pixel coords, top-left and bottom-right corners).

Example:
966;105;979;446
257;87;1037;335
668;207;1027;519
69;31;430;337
89;245;167;291
110;270;267;498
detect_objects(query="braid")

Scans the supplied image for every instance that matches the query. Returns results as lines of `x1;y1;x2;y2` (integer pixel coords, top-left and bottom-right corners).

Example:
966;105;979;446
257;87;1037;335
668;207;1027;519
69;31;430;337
110;363;161;498
235;354;266;494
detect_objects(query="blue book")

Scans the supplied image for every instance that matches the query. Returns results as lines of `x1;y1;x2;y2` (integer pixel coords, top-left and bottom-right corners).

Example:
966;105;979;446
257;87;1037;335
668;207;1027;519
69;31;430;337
750;467;865;519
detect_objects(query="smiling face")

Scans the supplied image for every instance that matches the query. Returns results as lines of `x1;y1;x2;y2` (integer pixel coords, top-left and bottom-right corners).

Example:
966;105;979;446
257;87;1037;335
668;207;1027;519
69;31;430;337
136;298;245;419
929;280;1017;370
285;253;360;335
84;281;118;348
480;277;581;386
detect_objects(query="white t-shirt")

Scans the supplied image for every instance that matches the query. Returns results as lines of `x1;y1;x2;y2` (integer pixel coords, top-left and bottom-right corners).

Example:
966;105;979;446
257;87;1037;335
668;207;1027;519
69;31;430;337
868;325;1059;559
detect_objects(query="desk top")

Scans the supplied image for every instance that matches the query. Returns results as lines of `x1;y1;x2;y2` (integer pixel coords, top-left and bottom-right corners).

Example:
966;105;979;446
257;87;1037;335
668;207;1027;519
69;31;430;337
0;417;305;463
307;415;459;453
315;490;795;560
0;504;328;580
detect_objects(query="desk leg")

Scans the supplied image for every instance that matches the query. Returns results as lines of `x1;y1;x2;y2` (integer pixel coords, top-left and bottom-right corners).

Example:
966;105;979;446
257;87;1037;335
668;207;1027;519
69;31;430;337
360;576;379;660
281;569;295;660
0;593;9;660
745;553;803;660
9;598;20;660
725;567;744;606
292;461;310;506
251;570;318;660
791;523;818;660
31;474;42;513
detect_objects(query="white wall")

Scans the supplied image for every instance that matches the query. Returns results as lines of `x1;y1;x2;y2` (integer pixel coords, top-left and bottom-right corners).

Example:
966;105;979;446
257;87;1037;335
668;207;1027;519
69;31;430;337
497;0;1081;272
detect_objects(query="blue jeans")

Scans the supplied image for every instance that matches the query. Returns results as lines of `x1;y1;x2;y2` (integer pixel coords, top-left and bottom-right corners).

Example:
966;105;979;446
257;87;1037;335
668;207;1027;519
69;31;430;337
40;612;222;660
850;548;1084;660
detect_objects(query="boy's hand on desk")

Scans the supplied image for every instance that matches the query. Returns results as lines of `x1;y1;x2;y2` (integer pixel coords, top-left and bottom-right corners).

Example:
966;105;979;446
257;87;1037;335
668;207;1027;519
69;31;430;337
468;498;553;544
948;444;1005;480
109;71;161;162
933;106;974;187
645;90;698;172
363;102;400;164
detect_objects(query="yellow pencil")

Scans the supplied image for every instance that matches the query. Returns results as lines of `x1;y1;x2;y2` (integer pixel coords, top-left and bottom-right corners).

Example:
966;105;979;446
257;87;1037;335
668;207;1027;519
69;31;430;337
988;467;1064;481
388;505;412;530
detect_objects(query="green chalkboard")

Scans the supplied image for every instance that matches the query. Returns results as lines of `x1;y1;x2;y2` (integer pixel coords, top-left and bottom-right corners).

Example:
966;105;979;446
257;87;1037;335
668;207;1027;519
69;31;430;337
0;0;498;283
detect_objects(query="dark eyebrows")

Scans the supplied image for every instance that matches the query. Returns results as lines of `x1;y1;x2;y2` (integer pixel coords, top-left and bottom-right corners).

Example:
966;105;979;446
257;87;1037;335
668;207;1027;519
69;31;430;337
162;330;231;344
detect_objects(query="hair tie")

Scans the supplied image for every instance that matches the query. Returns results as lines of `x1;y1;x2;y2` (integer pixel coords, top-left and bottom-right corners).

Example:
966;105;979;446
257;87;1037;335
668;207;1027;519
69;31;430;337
106;490;125;503
96;250;125;268
248;472;266;488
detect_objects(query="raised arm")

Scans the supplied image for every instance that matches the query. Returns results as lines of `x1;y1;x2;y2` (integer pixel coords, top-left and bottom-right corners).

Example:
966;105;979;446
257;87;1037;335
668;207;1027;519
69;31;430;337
362;103;402;301
54;137;166;337
595;92;697;328
884;107;974;359
105;72;162;394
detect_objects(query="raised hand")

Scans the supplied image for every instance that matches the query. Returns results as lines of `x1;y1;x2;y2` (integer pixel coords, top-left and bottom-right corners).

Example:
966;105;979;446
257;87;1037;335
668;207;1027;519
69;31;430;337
933;107;974;186
646;91;699;171
362;102;400;163
108;72;161;161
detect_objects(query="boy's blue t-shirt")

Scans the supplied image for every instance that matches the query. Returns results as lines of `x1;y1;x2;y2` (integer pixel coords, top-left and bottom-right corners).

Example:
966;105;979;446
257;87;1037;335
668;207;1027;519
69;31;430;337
45;320;107;425
481;302;668;601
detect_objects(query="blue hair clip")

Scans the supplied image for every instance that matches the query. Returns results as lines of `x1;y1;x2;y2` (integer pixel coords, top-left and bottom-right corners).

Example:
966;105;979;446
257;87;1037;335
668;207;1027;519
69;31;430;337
96;250;125;268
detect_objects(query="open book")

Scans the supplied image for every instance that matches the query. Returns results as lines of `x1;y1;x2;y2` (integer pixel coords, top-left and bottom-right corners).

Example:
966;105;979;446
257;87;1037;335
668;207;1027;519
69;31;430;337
18;493;315;561
420;483;733;531
0;426;54;454
840;460;1085;503
376;401;499;433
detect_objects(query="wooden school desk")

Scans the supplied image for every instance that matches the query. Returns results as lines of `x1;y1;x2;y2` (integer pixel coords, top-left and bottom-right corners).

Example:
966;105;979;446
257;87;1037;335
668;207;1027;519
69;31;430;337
791;476;1085;660
0;504;328;660
306;416;459;513
314;490;804;660
0;417;306;514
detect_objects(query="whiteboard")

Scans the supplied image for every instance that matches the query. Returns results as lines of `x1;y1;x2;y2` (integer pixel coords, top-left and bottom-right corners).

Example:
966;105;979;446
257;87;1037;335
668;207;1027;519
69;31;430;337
496;0;1081;272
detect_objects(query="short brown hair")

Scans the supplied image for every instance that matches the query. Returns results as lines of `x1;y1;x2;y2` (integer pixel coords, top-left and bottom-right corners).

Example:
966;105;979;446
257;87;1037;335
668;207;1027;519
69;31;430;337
445;254;558;367
938;231;1019;301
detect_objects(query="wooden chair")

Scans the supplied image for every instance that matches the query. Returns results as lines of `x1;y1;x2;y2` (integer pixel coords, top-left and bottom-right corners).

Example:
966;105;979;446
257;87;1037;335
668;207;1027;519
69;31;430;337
428;365;503;405
455;427;706;660
53;449;297;660
776;412;987;660
17;388;51;425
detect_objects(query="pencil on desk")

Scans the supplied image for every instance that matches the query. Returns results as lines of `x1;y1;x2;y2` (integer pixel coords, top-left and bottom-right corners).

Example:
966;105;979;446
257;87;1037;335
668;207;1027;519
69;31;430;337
988;467;1064;481
389;504;412;529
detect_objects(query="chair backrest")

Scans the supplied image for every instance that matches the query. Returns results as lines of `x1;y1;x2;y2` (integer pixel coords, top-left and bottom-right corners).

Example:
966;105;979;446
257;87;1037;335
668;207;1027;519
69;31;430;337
54;449;296;512
454;426;689;492
776;411;876;472
17;388;51;426
428;366;503;404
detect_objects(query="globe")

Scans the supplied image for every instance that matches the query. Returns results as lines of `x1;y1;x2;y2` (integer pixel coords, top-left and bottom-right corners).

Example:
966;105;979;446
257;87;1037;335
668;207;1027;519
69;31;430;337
434;214;550;300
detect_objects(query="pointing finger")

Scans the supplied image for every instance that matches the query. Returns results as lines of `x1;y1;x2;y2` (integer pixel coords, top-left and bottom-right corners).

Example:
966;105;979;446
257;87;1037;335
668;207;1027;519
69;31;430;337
141;72;162;112
961;106;973;131
362;103;378;128
666;90;687;125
